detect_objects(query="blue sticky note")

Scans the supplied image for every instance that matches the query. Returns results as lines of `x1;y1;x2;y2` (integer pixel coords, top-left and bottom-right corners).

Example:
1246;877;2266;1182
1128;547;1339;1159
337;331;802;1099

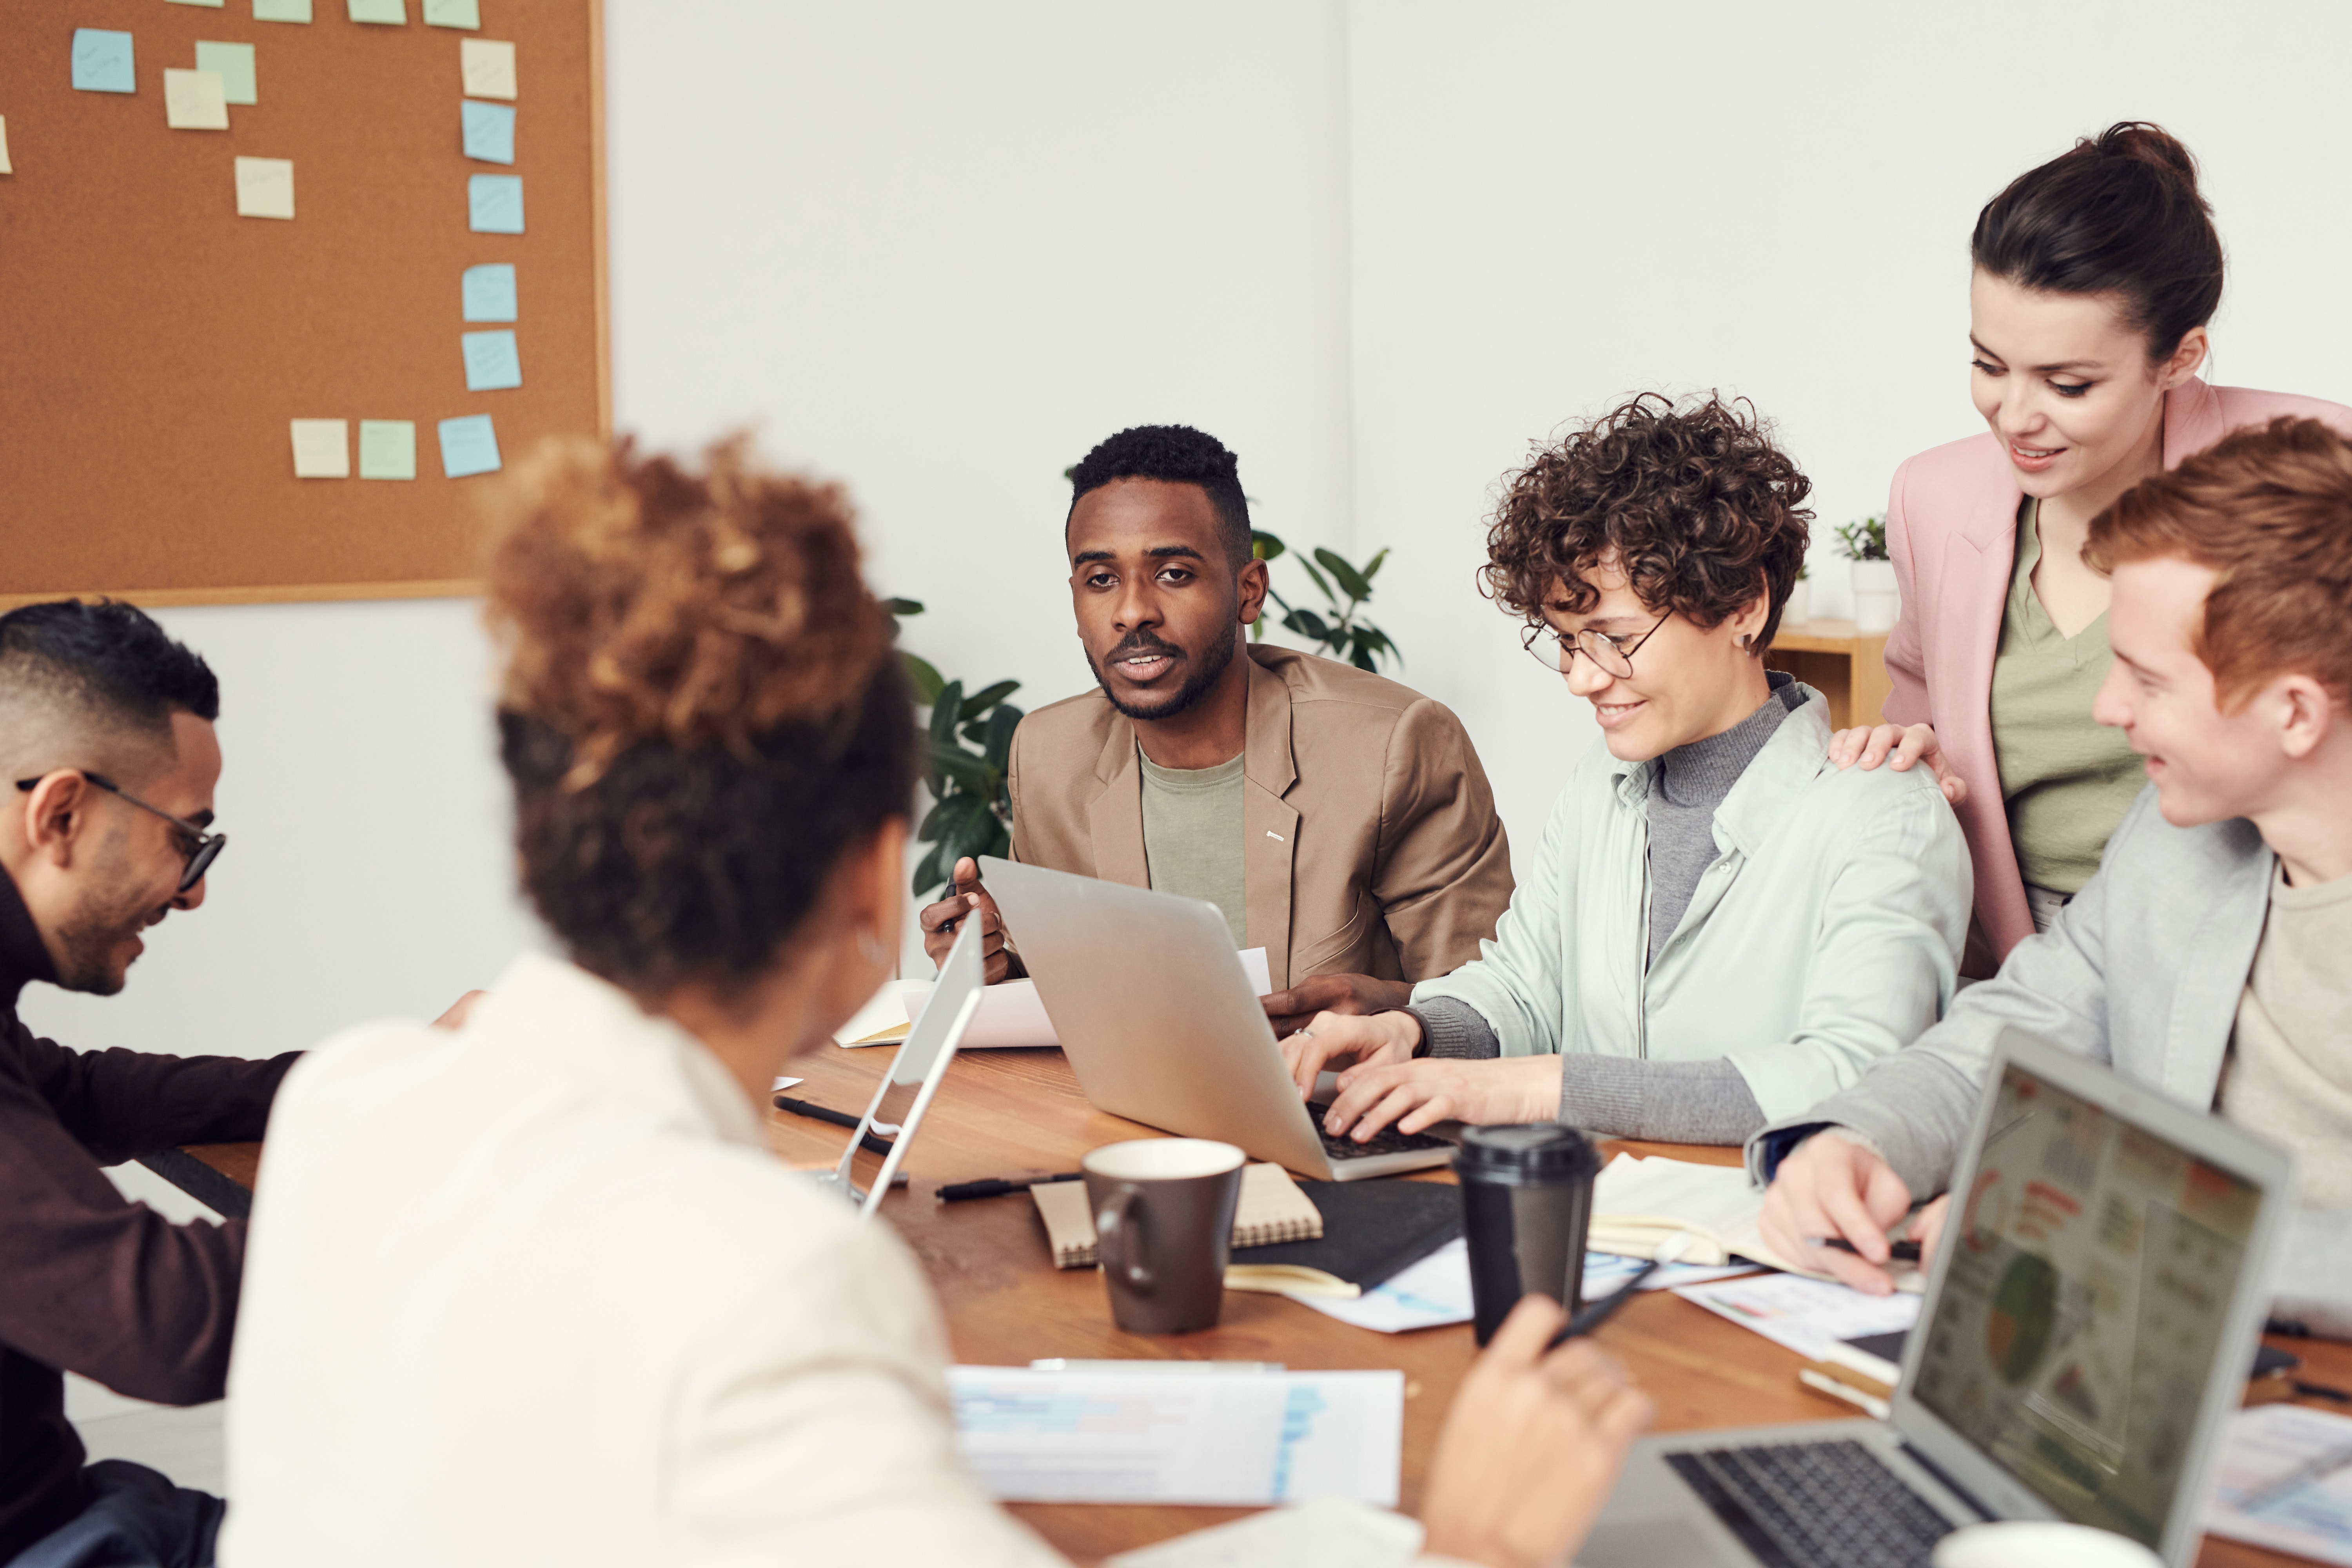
461;100;514;165
72;30;136;94
467;174;523;234
462;263;517;322
461;330;521;392
437;415;501;478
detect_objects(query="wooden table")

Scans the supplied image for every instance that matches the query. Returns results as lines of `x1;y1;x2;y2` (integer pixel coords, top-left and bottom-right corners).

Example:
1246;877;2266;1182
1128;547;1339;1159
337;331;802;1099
169;1045;2343;1566
1770;617;1893;730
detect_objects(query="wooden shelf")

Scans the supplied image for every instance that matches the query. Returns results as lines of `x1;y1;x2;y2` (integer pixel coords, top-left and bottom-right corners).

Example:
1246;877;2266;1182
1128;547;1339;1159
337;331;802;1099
1768;617;1891;730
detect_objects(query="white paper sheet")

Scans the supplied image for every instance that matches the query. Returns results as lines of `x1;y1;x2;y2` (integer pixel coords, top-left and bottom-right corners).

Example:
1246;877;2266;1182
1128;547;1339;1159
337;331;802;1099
902;947;1273;1049
1673;1271;1922;1362
949;1365;1400;1506
1295;1239;1759;1335
1104;1496;1424;1568
1591;1152;1926;1290
2204;1403;2352;1565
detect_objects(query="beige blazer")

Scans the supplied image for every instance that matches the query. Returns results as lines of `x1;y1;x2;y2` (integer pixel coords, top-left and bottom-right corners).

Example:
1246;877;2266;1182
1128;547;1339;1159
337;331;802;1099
1005;644;1512;991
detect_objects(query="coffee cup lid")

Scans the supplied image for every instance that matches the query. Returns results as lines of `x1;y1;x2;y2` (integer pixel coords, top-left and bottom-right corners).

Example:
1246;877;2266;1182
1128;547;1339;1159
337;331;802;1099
1455;1123;1601;1181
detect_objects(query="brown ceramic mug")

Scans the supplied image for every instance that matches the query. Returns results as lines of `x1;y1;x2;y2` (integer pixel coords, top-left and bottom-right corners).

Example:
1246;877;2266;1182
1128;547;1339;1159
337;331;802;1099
1082;1139;1246;1335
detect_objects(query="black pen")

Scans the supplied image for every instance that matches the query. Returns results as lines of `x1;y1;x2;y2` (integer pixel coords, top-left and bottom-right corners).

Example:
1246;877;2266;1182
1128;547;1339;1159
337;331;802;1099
773;1093;895;1158
939;1171;1083;1202
1818;1237;1924;1263
1548;1262;1660;1348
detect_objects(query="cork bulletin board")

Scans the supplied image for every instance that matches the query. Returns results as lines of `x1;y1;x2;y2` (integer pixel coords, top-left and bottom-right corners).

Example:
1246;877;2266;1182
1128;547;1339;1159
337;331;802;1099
0;0;607;608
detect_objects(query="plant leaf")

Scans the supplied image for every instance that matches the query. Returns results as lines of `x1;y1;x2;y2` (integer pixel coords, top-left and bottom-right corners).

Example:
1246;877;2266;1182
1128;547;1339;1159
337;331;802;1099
928;681;965;746
980;704;1022;771
885;597;925;618
958;679;1021;722
1296;555;1335;603
924;739;998;792
899;650;946;706
1314;548;1372;602
1284;607;1330;641
1251;530;1287;562
1360;547;1389;583
911;841;946;899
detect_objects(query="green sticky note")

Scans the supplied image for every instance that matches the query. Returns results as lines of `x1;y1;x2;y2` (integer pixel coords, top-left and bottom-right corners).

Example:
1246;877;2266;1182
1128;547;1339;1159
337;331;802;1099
194;42;257;105
347;0;406;23
253;0;312;20
422;0;480;28
168;0;227;8
358;421;416;480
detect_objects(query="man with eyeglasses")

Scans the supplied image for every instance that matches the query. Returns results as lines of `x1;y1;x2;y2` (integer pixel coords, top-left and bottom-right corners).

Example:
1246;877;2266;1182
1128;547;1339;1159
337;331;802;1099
3;601;289;1568
1281;394;1974;1149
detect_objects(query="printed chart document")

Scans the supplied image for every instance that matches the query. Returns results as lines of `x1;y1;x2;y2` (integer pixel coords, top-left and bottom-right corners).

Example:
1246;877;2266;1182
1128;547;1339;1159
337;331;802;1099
1104;1496;1423;1568
2204;1403;2352;1565
1674;1271;1923;1362
949;1365;1400;1506
903;949;1273;1049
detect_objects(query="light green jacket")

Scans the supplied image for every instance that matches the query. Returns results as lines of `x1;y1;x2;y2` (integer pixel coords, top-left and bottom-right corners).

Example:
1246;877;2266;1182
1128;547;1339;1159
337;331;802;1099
1411;687;1972;1122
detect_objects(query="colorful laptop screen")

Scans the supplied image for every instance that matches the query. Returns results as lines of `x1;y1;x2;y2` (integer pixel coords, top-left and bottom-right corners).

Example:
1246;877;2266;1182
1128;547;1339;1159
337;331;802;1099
1909;1060;2264;1546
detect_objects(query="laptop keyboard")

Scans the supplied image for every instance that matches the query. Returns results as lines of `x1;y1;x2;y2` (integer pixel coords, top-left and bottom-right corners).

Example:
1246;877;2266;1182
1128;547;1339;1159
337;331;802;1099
1665;1439;1956;1568
1308;1103;1453;1162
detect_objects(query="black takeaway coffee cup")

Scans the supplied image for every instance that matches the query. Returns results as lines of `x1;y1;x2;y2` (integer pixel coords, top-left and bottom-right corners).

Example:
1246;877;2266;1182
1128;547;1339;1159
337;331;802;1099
1457;1123;1603;1345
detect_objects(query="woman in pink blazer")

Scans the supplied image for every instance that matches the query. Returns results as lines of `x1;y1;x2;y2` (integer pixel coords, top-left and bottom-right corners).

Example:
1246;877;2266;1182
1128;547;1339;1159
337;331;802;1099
1839;123;2352;974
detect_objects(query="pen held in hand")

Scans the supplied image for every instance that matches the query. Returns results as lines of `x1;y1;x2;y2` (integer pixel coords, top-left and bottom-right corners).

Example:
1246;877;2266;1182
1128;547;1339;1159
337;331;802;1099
1813;1236;1924;1263
1546;1261;1659;1349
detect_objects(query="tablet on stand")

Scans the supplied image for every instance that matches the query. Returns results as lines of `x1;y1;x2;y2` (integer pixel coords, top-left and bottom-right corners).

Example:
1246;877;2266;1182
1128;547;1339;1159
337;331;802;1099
824;916;985;1220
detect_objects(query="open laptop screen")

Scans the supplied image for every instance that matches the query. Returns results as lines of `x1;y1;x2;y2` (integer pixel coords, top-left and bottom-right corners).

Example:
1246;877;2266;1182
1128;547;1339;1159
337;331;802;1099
1908;1058;2265;1547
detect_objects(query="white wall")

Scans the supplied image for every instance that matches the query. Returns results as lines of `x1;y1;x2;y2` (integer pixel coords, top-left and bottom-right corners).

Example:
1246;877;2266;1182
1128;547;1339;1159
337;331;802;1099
31;0;2352;1055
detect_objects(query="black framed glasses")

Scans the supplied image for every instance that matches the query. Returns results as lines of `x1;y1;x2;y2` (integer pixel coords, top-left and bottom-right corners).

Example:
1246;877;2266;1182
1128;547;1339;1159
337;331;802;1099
1522;613;1670;678
13;771;227;893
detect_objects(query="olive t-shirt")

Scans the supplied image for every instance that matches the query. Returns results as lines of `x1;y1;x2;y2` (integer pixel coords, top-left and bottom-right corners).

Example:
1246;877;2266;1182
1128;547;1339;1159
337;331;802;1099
2218;863;2352;1208
1138;749;1248;947
1989;499;2147;894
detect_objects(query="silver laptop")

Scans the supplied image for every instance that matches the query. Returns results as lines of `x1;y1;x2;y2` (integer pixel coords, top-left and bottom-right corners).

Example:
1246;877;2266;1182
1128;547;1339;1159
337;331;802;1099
978;856;1454;1181
1583;1031;2295;1568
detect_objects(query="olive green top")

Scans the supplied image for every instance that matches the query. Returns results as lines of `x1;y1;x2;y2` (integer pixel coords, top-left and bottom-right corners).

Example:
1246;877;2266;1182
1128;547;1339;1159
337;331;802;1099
1989;499;2147;895
1137;748;1248;947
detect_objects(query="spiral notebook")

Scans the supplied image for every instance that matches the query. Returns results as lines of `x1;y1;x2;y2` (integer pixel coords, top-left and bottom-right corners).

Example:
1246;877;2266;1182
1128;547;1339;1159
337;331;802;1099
1034;1163;1323;1269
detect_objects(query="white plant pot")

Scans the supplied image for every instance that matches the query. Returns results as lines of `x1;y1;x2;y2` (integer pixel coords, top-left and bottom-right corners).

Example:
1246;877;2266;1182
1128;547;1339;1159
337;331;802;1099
1781;579;1810;628
1850;558;1898;633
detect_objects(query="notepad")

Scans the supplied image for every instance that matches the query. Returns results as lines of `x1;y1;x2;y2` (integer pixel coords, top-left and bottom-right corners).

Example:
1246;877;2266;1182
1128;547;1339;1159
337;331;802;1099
1589;1151;1926;1290
1222;1178;1461;1299
1033;1163;1321;1269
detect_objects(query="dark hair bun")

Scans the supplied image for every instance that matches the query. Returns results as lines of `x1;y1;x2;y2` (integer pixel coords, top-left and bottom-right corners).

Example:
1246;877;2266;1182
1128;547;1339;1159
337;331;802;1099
1972;120;2224;361
485;434;893;784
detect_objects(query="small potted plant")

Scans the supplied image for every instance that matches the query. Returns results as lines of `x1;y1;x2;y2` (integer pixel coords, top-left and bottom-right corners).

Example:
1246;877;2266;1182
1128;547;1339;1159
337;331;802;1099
1837;516;1897;633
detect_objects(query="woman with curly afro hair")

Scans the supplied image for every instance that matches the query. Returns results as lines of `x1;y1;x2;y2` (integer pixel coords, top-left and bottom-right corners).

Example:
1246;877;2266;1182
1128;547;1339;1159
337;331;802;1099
221;434;1657;1568
1282;394;1975;1150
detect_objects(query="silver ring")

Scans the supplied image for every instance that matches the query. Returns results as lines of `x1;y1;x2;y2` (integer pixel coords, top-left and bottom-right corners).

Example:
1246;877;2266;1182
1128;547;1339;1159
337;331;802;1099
1290;1028;1316;1041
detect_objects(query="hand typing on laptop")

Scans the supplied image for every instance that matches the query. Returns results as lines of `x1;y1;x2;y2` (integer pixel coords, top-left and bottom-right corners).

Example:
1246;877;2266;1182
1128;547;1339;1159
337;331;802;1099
1755;1132;1951;1297
1280;1007;1563;1142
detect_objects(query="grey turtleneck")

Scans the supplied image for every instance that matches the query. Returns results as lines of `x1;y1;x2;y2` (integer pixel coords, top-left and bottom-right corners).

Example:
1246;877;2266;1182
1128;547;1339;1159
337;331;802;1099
1406;676;1805;1145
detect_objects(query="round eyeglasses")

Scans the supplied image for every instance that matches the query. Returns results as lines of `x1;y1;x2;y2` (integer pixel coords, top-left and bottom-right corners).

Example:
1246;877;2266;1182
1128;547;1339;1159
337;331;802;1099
1521;613;1669;678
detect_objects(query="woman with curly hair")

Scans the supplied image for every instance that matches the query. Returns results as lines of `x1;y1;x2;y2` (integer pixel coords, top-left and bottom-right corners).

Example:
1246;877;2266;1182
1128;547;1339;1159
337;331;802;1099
1835;123;2352;974
1282;394;1973;1147
218;435;1655;1568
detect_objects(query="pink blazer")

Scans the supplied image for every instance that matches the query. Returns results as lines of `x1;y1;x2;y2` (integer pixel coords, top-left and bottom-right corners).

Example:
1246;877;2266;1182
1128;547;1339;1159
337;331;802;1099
1882;377;2352;975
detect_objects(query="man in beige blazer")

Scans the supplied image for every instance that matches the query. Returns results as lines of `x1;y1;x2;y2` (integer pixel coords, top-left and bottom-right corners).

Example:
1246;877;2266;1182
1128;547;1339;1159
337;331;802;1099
921;424;1511;1031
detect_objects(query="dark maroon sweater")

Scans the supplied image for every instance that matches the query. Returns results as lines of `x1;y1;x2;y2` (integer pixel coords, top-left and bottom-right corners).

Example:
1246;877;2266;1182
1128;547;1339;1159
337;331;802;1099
0;871;295;1557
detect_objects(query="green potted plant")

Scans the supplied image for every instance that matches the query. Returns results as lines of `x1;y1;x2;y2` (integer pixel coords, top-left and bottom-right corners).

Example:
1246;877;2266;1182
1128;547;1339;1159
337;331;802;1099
1248;531;1401;672
1836;515;1897;633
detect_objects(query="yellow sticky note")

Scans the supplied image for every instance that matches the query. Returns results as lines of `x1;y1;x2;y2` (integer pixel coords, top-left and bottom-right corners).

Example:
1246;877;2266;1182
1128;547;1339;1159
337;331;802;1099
289;420;350;479
0;118;11;176
235;156;295;220
164;69;231;130
459;38;515;100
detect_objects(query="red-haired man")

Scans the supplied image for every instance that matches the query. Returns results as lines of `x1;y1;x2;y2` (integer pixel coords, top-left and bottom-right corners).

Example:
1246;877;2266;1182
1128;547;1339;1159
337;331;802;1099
1759;416;2352;1336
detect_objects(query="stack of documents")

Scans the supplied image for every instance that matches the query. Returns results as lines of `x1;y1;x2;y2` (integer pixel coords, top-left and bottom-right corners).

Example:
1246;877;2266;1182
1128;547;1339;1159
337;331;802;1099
949;1364;1402;1506
2204;1403;2352;1565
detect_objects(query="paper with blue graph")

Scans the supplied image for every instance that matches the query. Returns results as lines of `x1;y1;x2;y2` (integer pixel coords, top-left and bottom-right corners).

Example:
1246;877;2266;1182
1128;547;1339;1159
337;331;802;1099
949;1365;1401;1506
